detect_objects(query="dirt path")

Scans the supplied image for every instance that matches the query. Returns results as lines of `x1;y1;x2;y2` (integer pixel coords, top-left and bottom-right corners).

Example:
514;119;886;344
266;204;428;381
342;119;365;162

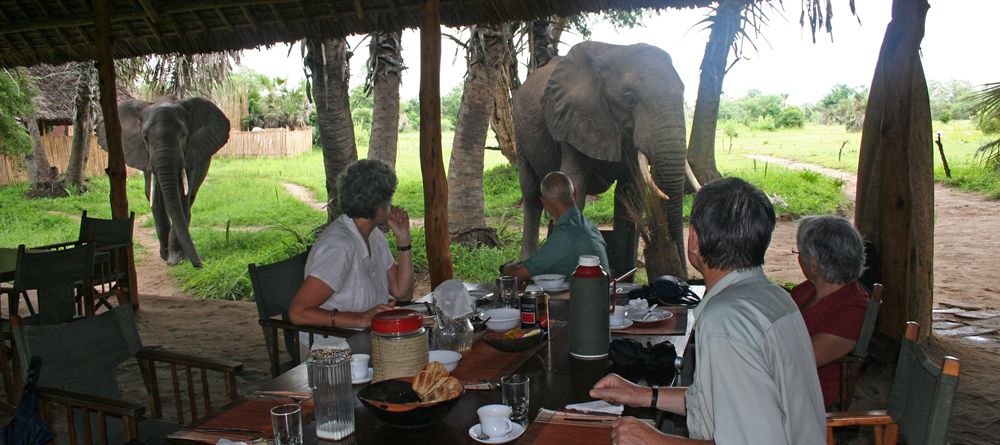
282;182;325;212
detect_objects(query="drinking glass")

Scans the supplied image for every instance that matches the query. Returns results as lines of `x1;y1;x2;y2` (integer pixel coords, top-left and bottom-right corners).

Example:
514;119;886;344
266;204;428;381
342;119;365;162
499;276;518;308
500;374;530;424
270;403;303;445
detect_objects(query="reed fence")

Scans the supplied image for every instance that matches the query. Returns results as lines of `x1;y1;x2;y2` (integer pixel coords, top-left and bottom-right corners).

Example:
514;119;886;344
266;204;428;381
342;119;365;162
0;128;312;185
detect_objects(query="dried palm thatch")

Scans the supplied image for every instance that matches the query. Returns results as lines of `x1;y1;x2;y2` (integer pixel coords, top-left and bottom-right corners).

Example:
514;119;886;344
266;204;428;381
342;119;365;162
0;0;711;69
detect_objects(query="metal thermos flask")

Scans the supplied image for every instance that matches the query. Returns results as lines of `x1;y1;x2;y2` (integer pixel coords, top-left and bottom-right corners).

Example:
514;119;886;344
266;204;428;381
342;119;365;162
569;255;611;359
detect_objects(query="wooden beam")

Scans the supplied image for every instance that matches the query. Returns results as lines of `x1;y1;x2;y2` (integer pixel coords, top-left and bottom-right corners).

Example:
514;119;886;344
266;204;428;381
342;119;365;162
239;6;259;31
93;0;129;220
419;0;453;287
136;0;162;22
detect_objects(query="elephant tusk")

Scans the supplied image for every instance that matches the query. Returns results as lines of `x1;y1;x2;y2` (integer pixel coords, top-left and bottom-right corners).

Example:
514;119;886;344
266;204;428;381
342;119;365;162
685;160;702;192
638;153;670;200
181;169;189;197
149;173;157;208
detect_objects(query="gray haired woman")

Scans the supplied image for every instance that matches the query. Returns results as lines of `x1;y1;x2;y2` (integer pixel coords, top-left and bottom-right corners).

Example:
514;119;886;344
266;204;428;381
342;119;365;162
290;160;414;338
790;215;869;408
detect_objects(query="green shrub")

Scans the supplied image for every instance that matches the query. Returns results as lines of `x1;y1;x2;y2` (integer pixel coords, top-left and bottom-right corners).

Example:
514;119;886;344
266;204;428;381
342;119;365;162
749;116;777;132
939;109;952;124
776;106;805;128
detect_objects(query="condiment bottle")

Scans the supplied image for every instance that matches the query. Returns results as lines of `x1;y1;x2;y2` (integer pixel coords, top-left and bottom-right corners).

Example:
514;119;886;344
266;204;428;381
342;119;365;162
569;255;611;359
370;309;429;382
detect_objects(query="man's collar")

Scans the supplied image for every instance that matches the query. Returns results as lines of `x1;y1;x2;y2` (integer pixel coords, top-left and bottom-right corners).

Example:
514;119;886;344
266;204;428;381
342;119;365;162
700;266;765;306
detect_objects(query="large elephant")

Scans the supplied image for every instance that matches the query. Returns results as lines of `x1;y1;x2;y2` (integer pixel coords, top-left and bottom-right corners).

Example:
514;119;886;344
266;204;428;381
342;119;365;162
114;97;230;268
513;42;689;275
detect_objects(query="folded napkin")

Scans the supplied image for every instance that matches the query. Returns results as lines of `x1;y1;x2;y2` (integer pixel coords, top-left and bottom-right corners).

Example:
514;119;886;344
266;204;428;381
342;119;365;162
564;400;625;415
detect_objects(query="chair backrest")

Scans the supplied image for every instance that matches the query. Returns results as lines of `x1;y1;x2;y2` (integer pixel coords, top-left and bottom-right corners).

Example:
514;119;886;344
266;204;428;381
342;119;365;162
600;229;638;280
248;249;310;321
78;210;135;248
852;283;884;358
887;322;960;445
12;305;141;401
14;242;96;324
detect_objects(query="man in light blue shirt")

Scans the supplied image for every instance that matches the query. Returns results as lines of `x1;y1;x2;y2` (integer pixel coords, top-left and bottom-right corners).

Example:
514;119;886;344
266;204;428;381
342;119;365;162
590;178;825;445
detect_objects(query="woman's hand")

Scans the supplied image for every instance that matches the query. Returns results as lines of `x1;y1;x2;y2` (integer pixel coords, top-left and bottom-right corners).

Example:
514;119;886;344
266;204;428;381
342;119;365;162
387;206;411;245
359;302;396;326
611;417;672;445
590;374;651;408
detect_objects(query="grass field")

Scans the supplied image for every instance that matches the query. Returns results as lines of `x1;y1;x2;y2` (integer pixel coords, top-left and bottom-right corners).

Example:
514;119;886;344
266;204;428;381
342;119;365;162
4;127;863;300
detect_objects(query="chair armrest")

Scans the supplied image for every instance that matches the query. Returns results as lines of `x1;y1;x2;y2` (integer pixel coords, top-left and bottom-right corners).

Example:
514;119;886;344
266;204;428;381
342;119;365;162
38;386;146;418
136;347;243;374
835;355;864;365
826;409;893;427
260;318;359;339
32;240;80;251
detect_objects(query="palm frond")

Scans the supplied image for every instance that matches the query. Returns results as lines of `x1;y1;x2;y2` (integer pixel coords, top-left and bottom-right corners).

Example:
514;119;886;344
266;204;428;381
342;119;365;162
970;82;1000;119
974;137;1000;170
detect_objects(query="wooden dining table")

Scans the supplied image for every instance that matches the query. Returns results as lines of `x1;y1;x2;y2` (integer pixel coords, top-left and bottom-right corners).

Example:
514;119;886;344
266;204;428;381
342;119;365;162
170;297;697;444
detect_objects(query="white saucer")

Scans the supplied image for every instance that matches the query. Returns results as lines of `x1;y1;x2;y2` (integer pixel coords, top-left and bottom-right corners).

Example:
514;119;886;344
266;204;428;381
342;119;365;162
626;308;673;323
352;367;373;384
468;422;526;444
609;319;634;330
612;283;642;294
540;283;570;293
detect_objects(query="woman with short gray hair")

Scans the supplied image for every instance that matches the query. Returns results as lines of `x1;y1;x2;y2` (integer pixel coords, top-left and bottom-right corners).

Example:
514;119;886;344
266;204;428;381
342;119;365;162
289;160;415;350
791;215;870;409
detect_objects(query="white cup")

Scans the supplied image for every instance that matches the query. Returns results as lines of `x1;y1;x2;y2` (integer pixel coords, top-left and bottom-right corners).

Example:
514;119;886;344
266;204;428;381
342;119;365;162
610;305;627;326
350;354;370;380
477;404;514;439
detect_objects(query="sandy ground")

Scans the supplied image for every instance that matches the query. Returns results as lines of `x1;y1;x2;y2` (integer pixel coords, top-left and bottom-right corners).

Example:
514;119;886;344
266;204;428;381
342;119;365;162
32;162;997;442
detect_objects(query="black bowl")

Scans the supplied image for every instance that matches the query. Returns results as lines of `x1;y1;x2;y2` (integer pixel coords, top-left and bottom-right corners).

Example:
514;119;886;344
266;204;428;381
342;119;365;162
357;379;464;429
483;330;545;353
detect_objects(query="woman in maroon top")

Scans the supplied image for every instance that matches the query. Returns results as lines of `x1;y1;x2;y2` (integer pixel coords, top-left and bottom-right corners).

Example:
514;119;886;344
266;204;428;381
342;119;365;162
791;215;870;409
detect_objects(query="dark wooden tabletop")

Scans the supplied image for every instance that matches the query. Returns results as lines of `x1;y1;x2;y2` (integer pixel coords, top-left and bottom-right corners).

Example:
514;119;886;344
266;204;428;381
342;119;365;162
179;300;693;444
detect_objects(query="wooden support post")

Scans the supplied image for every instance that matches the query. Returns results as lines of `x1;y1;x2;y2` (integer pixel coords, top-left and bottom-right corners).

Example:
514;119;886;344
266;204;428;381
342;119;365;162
419;0;454;287
95;0;140;307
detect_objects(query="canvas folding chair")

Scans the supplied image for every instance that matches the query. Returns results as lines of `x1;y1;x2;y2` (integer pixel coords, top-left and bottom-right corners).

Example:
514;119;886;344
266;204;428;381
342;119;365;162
248;249;355;377
834;283;884;410
826;321;960;445
11;305;242;444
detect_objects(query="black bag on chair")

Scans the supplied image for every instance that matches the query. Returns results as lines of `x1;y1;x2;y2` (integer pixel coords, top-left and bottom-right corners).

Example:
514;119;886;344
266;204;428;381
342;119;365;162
609;339;677;386
627;275;701;307
0;357;54;445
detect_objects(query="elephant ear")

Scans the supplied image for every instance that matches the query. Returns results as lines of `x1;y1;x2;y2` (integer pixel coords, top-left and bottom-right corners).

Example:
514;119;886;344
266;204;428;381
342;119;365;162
541;50;622;162
110;99;152;170
179;97;231;165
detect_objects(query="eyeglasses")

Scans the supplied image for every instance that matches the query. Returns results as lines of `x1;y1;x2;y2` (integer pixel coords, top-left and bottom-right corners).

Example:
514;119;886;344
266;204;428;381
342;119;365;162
791;249;800;255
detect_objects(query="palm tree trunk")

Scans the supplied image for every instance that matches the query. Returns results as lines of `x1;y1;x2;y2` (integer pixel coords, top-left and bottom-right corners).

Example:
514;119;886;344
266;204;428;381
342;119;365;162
306;37;358;222
367;32;403;168
448;25;504;232
855;0;932;339
23;114;67;198
529;19;556;72
489;23;520;165
687;0;745;186
66;62;94;192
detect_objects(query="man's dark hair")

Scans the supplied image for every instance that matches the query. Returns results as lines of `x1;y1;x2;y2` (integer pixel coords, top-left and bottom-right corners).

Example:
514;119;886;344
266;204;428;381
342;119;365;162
690;177;775;271
338;159;397;219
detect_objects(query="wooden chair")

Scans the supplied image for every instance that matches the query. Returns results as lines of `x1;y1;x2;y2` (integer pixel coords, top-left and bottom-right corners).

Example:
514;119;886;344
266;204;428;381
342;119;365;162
248;250;355;377
600;228;639;282
834;283;884;410
826;321;960;445
11;305;243;444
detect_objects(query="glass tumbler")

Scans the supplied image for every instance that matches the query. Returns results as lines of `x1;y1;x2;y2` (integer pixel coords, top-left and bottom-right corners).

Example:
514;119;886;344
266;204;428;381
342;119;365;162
307;348;355;440
501;374;530;424
270;403;302;445
499;276;518;308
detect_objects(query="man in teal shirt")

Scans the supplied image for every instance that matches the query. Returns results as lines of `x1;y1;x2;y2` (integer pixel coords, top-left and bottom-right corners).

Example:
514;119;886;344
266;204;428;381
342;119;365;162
502;172;609;281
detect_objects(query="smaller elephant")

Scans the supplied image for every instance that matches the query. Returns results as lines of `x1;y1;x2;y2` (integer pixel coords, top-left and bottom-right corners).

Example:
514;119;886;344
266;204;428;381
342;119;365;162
109;97;230;268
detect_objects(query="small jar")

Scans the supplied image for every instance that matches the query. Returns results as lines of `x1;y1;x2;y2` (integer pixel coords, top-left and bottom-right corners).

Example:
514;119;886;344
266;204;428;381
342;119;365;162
370;309;429;382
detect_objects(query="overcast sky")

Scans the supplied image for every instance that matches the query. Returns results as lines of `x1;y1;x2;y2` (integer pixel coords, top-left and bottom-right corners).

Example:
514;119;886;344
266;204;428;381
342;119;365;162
240;1;1000;105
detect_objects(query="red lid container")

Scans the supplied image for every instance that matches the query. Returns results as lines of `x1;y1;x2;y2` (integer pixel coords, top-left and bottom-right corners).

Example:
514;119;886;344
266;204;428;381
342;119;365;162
371;309;423;334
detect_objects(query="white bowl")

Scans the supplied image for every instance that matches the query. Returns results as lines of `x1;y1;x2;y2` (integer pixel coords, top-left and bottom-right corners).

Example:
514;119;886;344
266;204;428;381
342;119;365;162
428;350;462;372
483;308;521;331
533;274;566;291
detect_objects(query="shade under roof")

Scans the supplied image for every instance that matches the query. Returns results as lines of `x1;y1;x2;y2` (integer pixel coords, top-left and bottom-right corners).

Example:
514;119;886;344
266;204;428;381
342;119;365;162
0;0;711;68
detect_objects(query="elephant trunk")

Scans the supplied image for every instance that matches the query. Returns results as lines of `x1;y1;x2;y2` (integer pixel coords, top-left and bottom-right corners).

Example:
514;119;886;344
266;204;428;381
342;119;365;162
642;104;688;278
153;163;202;268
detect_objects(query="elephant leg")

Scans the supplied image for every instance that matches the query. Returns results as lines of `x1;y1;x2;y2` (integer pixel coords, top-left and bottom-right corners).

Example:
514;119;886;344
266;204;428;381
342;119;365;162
558;143;588;210
149;173;171;261
518;160;543;259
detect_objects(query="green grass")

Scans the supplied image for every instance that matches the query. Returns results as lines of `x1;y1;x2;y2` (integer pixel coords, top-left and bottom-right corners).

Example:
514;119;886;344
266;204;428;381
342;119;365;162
2;128;850;300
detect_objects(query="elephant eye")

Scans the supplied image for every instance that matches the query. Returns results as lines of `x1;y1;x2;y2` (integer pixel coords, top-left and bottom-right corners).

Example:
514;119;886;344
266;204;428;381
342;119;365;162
623;91;637;109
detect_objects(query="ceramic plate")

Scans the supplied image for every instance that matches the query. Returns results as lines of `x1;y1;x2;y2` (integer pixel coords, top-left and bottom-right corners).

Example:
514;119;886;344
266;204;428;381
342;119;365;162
612;283;643;294
540;283;570;293
609;319;634;330
352;367;373;385
626;308;673;323
468;422;526;444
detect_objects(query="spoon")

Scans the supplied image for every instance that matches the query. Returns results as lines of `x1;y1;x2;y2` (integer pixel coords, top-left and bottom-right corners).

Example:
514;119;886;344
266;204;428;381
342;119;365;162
641;304;658;321
475;426;491;441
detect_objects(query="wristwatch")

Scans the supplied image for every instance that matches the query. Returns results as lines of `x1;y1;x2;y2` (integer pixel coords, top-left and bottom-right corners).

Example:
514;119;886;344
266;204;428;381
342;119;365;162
397;244;411;252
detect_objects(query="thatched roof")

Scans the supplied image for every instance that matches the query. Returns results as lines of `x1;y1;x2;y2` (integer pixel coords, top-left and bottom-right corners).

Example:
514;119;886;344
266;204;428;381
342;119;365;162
0;0;711;68
26;63;133;123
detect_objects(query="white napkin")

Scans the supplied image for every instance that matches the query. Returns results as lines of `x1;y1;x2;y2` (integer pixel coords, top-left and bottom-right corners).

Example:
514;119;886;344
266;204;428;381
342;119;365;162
215;439;247;445
564;400;625;415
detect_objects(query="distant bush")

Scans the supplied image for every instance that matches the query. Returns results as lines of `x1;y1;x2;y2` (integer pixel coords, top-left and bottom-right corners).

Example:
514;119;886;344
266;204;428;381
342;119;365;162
749;116;777;132
776;106;805;128
816;84;868;132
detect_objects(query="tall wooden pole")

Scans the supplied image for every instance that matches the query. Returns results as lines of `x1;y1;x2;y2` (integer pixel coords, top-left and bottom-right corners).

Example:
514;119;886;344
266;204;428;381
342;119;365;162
95;0;140;308
419;0;454;287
